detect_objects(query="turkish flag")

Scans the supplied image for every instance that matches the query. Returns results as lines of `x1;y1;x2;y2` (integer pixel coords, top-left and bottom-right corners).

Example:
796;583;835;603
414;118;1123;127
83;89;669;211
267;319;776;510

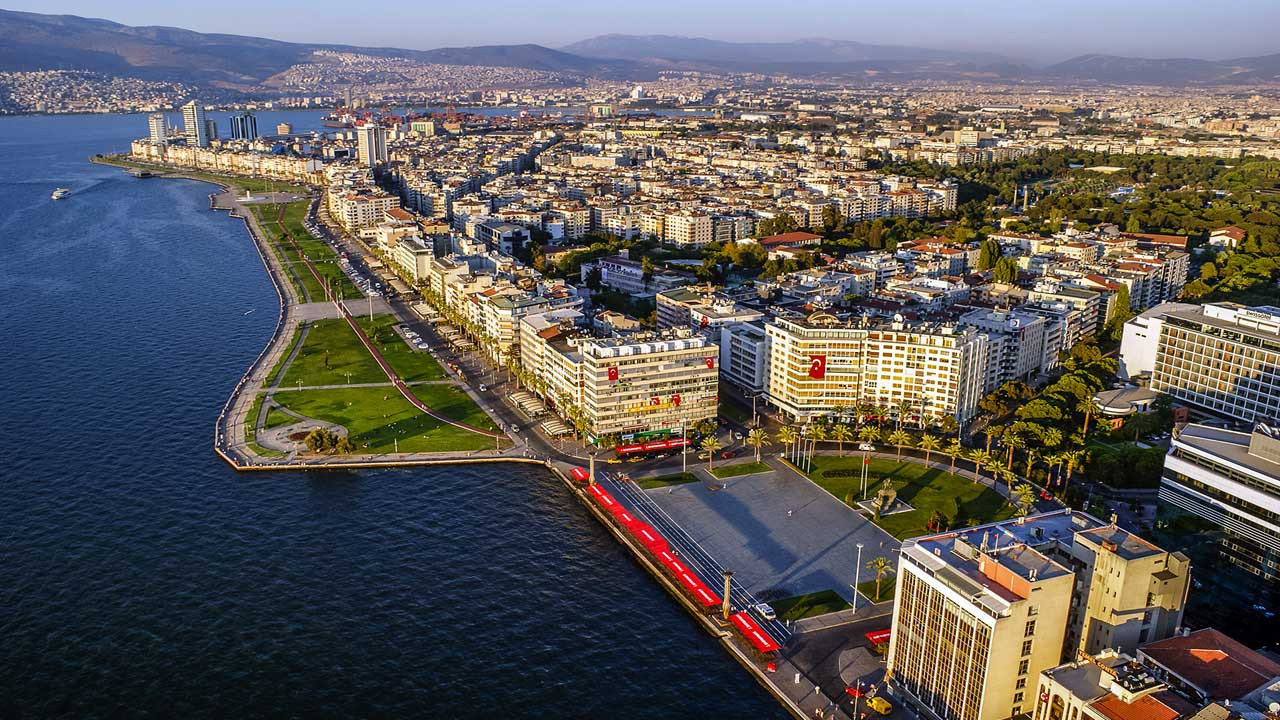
672;394;681;406
808;355;826;379
864;455;870;465
608;366;619;382
705;356;715;369
651;397;661;405
700;315;709;328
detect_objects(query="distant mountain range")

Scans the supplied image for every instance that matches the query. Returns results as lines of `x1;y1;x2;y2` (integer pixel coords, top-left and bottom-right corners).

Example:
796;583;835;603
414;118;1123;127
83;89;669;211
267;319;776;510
1;9;1278;88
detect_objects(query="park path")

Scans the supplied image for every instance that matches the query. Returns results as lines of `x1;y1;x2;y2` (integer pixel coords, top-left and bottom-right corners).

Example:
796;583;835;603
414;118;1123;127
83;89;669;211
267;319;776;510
271;203;502;440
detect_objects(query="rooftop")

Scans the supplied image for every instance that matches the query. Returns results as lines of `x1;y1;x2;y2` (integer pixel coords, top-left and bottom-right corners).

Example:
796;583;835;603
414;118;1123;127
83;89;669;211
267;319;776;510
1141;628;1280;700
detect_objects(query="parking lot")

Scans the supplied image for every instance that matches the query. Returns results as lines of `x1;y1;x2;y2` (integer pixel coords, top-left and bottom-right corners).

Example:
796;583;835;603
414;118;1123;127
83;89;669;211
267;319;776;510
641;461;900;605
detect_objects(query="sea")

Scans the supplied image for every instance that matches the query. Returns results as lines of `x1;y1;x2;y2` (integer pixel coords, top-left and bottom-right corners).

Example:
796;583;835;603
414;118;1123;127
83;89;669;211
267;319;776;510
0;110;782;719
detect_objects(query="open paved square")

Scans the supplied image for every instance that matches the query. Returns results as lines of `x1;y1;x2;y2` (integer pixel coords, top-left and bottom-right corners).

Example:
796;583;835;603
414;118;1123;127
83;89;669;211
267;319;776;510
643;459;900;605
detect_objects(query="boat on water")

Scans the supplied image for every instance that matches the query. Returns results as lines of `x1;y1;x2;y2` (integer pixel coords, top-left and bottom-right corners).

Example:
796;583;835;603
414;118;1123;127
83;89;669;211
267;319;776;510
51;187;71;200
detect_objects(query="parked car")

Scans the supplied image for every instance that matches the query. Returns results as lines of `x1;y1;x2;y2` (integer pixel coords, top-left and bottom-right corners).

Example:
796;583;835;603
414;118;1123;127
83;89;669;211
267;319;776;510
478;384;488;392
752;602;776;621
866;697;892;715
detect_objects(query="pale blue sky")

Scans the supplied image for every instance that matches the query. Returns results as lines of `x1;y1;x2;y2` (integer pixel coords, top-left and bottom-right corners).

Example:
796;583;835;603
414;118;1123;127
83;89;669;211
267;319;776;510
9;0;1278;63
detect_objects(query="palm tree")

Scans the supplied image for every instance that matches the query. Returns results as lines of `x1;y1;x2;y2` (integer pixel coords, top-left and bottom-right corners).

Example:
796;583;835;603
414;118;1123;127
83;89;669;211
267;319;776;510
855;402;876;427
1004;431;1026;470
1024;446;1040;481
1062;448;1086;488
858;424;881;444
895;399;915;430
777;425;798;462
746;428;768;462
701;436;722;471
867;556;896;602
946;438;963;475
967;449;993;484
918;434;940;465
1011;482;1037;516
832;424;852;456
888;430;911;461
1078;396;1095;436
874;404;889;429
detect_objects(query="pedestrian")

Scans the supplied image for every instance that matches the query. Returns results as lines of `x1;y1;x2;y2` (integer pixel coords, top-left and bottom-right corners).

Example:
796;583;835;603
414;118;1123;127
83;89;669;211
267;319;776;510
787;509;793;517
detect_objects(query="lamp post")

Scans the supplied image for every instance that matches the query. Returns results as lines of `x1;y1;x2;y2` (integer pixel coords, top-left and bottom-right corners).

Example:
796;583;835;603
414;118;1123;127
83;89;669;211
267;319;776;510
721;570;734;621
853;542;864;611
681;425;688;475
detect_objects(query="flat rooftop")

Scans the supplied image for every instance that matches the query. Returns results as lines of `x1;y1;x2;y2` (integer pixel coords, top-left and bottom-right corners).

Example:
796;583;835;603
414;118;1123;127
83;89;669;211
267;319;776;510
1174;424;1280;482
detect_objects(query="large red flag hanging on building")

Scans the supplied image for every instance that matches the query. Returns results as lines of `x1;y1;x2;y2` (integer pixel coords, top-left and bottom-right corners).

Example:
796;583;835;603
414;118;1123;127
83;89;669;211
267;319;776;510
705;356;716;369
808;355;827;379
608;366;619;382
671;394;681;406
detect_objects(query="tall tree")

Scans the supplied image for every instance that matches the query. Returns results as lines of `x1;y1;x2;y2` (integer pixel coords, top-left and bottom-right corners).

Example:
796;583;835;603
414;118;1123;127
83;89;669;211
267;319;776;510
701;436;722;472
918;434;940;465
867;556;896;602
746;428;768;463
888;430;912;461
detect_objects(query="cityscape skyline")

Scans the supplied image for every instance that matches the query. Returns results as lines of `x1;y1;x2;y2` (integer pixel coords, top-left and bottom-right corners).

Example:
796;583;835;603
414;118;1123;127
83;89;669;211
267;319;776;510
4;1;1279;63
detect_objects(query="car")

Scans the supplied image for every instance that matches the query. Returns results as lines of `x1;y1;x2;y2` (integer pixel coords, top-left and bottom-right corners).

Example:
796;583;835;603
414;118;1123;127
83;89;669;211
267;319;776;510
478;384;488;392
866;697;892;715
510;425;519;432
858;443;876;452
752;602;777;621
720;450;735;459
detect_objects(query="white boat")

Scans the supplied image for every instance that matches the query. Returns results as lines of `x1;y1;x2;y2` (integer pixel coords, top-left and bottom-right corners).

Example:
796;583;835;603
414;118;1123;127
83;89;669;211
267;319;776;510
51;187;71;200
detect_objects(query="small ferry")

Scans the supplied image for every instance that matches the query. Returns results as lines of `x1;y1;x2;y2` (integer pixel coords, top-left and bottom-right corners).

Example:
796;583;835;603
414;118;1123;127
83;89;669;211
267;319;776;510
51;187;71;200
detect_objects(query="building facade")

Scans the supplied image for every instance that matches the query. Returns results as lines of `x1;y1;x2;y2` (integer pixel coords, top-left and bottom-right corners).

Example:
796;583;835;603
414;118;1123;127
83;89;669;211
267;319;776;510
1150;303;1280;422
1160;422;1280;582
181;100;208;148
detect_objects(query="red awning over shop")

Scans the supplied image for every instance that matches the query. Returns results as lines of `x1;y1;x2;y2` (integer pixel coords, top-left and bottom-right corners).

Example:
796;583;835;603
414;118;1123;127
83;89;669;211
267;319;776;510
570;467;590;482
629;521;669;554
865;629;891;645
731;612;780;653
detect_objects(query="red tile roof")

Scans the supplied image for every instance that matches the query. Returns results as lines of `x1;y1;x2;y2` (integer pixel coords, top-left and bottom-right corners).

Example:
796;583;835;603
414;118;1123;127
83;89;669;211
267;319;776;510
1141;628;1280;700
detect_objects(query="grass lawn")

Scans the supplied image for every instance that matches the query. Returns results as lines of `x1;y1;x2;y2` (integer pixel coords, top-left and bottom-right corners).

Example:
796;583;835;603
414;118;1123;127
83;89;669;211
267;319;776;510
635;472;700;489
710;461;770;479
857;579;896;605
356;315;447;382
272;385;498;453
409;384;498;432
264;405;296;429
252;203;360;300
807;456;1015;540
266;325;303;385
245;392;265;445
770;590;852;621
280;318;390;387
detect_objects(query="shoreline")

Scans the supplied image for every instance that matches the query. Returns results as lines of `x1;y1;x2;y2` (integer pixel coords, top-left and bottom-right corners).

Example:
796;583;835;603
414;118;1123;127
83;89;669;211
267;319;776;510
92;155;841;720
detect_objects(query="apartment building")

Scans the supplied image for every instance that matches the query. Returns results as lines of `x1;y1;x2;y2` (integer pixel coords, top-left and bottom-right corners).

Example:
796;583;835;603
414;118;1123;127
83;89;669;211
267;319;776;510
888;511;1190;720
392;236;435;283
663;209;713;247
961;308;1049;393
764;311;989;424
1029;282;1105;336
328;190;400;232
1117;302;1197;379
1160;422;1280;582
720;321;770;394
1149;303;1280;422
587;255;695;297
519;322;720;441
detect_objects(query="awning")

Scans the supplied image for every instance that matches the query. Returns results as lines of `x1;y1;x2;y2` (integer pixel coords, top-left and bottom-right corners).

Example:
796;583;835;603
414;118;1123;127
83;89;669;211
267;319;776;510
629;521;669;554
865;629;891;645
731;612;780;653
570;467;590;482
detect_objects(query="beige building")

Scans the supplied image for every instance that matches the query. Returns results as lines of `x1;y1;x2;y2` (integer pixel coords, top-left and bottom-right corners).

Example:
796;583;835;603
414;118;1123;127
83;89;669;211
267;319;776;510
519;319;719;442
765;311;988;424
888;511;1190;720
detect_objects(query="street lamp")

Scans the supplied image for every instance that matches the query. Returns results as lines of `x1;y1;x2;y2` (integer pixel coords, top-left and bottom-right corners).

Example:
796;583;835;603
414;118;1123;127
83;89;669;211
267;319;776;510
852;542;864;611
344;372;352;385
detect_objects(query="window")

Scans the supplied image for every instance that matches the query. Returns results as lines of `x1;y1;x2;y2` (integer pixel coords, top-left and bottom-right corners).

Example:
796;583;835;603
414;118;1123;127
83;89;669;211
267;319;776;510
1017;678;1027;689
1025;620;1037;637
1022;640;1033;657
1019;660;1029;675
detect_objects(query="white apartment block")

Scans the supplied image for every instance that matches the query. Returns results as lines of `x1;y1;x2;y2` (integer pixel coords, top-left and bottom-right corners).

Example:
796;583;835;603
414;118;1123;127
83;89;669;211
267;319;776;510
765;312;989;424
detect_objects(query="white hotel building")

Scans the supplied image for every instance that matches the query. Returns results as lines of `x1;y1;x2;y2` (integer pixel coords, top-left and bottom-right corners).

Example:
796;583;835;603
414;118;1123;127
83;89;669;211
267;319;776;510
764;311;989;424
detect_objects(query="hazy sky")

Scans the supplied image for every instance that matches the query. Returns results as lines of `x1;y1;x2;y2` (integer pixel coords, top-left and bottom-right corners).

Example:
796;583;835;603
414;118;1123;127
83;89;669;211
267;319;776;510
9;0;1278;63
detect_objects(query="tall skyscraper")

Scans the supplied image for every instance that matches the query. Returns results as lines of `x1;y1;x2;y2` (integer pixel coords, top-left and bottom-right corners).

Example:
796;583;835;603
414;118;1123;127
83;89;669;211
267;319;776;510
355;124;387;167
229;112;258;140
147;113;168;146
181;101;209;148
204;118;218;143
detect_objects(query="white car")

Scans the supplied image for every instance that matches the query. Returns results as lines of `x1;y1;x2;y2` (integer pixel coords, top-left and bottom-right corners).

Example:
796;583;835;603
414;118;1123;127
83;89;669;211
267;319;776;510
752;603;777;621
478;384;488;392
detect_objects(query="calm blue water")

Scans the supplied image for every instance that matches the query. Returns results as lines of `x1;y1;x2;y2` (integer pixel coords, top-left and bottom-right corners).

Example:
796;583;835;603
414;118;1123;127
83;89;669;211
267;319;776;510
0;112;782;719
